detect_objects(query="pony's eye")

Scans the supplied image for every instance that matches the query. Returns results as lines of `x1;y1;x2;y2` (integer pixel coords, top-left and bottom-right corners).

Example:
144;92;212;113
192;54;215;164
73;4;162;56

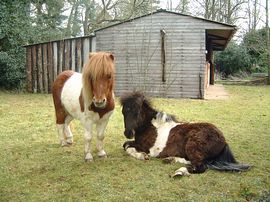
107;75;112;79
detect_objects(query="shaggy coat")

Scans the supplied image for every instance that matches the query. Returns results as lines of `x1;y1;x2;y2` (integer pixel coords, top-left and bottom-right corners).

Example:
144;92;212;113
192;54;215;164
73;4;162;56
120;92;250;176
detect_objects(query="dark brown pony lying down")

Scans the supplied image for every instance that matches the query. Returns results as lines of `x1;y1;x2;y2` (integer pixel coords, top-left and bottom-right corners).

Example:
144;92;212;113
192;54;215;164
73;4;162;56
120;92;251;177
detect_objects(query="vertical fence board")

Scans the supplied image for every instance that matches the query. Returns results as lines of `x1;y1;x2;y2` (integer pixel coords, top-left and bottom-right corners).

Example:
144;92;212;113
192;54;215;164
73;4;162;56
31;46;37;93
42;44;48;93
59;40;64;73
83;38;89;66
37;45;43;93
71;40;76;71
80;38;84;72
76;39;82;72
47;42;53;93
64;40;70;70
26;47;32;92
53;42;58;80
91;37;96;52
69;40;72;69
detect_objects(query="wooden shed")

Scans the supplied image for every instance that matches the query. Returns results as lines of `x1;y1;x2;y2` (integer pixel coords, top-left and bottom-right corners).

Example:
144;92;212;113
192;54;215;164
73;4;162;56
25;9;236;98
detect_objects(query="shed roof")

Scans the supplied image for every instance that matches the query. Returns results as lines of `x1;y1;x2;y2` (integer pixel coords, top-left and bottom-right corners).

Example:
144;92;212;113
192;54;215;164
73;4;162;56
24;9;236;50
94;9;237;51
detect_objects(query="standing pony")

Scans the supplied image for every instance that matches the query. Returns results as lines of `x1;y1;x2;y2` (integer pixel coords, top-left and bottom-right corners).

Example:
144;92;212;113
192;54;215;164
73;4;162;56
120;92;250;176
52;52;115;162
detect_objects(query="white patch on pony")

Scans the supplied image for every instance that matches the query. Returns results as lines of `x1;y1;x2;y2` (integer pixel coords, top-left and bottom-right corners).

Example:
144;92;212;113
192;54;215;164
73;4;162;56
149;112;179;157
61;73;83;121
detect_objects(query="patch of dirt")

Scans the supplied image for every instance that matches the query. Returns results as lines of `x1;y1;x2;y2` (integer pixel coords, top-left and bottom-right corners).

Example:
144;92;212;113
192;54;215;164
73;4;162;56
205;84;229;100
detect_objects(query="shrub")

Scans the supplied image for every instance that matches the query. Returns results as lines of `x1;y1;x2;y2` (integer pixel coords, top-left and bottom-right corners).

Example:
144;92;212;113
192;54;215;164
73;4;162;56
0;48;26;90
214;42;252;77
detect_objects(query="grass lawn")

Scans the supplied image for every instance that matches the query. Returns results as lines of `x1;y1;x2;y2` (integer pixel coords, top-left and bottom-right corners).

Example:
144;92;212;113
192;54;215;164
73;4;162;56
0;85;269;201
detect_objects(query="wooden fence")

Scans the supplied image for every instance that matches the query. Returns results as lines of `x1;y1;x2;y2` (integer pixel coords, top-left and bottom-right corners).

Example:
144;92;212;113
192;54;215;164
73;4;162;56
25;36;95;93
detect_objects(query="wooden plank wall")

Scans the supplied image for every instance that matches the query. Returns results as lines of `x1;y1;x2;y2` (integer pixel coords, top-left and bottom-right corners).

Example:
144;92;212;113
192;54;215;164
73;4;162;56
25;36;93;93
95;12;233;98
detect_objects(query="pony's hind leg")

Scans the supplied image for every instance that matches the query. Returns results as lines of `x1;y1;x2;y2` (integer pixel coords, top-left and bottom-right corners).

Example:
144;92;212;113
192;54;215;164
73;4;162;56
185;138;208;174
57;124;66;146
64;115;74;145
53;95;70;147
171;167;191;177
56;116;73;147
163;157;191;177
57;124;73;147
163;157;191;164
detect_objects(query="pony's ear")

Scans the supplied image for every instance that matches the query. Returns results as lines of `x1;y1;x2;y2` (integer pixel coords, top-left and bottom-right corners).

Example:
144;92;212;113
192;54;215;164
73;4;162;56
109;53;114;61
89;52;96;59
139;94;146;107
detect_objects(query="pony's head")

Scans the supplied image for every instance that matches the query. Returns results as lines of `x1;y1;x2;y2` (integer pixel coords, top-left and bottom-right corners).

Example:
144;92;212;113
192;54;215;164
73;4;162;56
82;52;115;109
120;92;156;139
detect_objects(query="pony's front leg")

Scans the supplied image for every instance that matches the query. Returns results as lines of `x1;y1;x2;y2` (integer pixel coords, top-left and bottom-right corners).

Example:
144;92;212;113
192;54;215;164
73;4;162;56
125;147;149;160
84;123;93;162
96;119;110;158
123;142;149;160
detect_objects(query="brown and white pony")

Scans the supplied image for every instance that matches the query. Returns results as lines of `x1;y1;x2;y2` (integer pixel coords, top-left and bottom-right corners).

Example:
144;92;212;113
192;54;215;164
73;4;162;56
120;92;251;176
52;52;115;162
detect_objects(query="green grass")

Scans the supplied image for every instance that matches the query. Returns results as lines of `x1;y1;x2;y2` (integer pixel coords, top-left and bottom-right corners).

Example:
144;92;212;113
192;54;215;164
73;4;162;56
0;85;270;201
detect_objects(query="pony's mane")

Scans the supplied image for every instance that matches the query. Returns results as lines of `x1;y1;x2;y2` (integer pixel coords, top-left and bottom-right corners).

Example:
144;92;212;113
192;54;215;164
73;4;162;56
121;91;179;123
82;52;115;107
155;112;178;123
120;91;152;108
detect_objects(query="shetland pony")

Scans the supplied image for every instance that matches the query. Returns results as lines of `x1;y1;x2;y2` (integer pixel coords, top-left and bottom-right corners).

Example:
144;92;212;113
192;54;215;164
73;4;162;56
52;52;115;162
120;92;250;176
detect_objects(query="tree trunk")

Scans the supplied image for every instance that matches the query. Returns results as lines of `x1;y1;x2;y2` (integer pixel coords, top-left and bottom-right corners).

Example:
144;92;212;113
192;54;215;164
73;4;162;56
204;0;210;19
66;3;75;37
266;0;270;84
253;0;258;30
83;4;90;35
247;0;250;31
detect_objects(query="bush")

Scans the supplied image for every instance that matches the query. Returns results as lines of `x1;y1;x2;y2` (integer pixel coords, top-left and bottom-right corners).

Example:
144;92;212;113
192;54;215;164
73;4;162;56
242;28;269;73
0;1;29;90
0;48;26;90
214;42;252;77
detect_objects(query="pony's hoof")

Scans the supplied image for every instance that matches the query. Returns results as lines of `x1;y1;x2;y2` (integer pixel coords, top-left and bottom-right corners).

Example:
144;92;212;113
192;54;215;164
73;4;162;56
98;150;107;158
66;139;73;145
123;141;133;150
163;157;175;164
171;167;190;178
143;153;150;160
60;141;69;147
85;153;94;162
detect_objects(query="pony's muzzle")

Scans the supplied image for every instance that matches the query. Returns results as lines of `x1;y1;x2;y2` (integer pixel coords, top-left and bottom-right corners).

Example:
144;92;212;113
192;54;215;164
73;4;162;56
93;97;107;108
124;129;135;139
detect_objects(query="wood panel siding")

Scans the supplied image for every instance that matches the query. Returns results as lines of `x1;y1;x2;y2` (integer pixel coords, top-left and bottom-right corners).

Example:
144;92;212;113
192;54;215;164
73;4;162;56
25;36;95;93
95;12;215;98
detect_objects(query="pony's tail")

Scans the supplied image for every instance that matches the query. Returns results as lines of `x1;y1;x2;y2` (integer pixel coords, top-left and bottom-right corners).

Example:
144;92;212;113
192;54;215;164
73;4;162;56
205;144;251;172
